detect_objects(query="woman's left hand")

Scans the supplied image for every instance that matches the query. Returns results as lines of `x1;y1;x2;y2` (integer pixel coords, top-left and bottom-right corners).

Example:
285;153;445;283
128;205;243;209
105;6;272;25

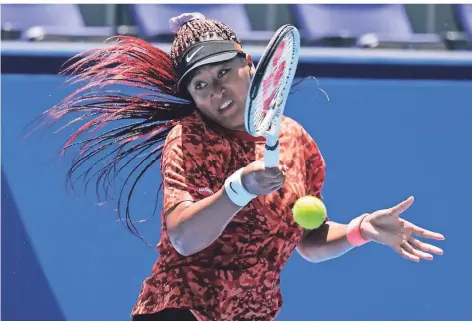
360;196;445;262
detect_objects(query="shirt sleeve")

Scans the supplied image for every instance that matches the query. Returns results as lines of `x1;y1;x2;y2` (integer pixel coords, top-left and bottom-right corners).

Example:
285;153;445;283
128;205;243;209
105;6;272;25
300;126;326;200
160;125;213;216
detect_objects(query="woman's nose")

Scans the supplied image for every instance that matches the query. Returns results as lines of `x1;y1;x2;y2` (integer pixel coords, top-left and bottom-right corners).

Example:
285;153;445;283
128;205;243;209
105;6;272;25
211;81;225;98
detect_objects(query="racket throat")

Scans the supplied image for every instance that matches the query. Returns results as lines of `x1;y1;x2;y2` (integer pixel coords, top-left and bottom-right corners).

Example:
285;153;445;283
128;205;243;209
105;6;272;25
265;139;279;151
264;139;280;168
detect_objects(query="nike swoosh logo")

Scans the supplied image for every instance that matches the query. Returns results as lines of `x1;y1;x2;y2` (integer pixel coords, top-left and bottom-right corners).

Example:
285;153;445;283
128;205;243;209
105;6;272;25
186;46;204;63
229;182;238;194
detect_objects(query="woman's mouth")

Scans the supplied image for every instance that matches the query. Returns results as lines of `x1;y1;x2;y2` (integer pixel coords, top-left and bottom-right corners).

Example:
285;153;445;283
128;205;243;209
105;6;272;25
218;100;234;114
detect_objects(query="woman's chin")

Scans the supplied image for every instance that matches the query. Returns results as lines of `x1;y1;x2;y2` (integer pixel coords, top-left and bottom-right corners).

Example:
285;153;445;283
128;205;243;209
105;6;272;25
224;119;245;132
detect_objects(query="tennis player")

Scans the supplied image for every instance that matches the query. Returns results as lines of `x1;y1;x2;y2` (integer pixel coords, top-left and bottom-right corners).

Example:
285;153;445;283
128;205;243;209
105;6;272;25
39;12;445;321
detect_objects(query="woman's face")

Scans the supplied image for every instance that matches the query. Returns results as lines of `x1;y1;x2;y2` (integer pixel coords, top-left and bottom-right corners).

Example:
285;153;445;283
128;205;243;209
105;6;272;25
186;56;254;131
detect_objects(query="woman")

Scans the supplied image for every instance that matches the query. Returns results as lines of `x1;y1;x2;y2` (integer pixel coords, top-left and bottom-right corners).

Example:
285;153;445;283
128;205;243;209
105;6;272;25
38;12;444;321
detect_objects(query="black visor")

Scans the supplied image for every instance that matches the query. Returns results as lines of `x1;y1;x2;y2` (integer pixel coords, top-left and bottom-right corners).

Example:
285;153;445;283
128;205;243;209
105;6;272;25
176;40;245;90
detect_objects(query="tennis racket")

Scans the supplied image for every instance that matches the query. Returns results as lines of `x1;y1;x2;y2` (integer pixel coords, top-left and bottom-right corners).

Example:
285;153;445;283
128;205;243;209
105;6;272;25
244;24;300;168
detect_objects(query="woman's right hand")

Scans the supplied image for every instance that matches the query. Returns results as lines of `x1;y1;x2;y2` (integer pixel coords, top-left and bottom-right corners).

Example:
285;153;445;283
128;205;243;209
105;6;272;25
240;160;287;196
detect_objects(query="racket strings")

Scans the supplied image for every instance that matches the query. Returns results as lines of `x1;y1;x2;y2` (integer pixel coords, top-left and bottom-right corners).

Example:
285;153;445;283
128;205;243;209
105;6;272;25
253;33;296;131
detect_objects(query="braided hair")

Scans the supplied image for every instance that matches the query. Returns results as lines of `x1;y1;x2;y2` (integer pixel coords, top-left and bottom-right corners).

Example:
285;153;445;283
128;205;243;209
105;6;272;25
30;13;241;241
170;17;240;69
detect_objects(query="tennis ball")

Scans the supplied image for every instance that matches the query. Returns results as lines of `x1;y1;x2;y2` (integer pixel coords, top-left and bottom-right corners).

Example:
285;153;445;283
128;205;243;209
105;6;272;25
292;196;327;229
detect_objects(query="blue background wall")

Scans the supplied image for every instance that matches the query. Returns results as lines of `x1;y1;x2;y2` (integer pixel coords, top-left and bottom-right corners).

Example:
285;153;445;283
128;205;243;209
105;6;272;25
2;53;472;320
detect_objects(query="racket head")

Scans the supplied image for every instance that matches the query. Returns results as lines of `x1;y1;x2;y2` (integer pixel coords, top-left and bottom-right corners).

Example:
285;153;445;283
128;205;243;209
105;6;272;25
244;24;300;143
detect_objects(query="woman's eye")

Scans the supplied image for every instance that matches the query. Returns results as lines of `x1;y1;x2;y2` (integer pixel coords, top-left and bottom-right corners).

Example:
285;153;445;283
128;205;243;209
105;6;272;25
218;69;230;78
195;82;207;90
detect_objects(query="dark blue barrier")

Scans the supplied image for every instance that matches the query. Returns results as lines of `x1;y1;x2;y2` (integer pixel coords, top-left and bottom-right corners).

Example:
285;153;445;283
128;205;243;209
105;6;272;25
3;41;472;80
2;44;472;320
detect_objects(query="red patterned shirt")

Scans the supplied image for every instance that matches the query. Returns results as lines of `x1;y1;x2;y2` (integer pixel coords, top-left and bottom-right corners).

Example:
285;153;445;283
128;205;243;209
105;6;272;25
131;110;325;320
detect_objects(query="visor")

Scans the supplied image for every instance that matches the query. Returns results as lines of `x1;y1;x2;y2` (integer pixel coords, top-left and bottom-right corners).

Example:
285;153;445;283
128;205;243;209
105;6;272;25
176;40;245;90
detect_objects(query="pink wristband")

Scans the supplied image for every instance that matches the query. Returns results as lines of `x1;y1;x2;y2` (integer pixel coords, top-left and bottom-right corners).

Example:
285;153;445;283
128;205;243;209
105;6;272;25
346;214;370;246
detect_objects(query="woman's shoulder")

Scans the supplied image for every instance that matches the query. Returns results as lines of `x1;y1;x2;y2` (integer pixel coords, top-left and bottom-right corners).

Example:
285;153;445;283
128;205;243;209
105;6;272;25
166;111;212;141
280;116;305;138
165;110;225;156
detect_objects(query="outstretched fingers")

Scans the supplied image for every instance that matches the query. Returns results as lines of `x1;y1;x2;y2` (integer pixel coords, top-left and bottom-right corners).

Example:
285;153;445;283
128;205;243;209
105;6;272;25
409;237;443;255
394;243;420;262
403;221;445;240
389;196;415;217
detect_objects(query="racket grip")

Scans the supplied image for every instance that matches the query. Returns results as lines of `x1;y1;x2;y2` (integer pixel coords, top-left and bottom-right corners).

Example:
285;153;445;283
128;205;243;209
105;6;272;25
264;141;280;168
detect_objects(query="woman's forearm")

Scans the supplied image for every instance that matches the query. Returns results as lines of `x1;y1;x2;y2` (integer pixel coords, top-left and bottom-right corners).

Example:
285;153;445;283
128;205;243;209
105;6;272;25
166;187;242;256
296;221;356;263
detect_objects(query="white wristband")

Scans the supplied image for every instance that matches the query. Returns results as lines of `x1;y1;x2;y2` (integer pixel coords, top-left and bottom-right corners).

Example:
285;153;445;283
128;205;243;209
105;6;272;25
224;168;257;207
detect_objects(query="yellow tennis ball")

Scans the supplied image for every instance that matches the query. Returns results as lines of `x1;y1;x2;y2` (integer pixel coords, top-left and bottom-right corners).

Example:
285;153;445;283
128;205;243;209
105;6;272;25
292;196;327;229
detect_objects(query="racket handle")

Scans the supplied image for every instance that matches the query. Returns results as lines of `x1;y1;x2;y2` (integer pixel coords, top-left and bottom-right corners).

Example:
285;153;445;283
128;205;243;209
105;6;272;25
264;141;280;168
